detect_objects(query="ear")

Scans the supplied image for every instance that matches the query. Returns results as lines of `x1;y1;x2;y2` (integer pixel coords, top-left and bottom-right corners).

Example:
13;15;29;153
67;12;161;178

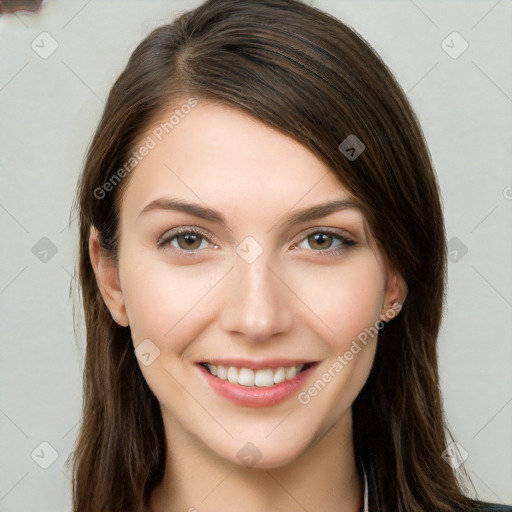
88;226;130;327
380;269;408;322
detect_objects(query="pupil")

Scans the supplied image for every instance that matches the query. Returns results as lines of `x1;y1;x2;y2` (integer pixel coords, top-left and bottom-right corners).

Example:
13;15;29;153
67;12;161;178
180;233;200;249
311;233;331;249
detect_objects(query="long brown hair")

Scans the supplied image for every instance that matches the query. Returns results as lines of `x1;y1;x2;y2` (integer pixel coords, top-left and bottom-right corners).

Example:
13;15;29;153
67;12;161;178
70;0;482;510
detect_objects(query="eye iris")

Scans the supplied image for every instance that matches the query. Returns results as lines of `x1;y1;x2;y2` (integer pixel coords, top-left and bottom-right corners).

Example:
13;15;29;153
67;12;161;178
309;232;333;250
178;233;202;250
171;232;342;251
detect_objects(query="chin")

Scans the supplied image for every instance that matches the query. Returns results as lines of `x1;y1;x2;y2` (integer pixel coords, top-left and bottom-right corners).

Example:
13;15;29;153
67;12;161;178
215;433;314;470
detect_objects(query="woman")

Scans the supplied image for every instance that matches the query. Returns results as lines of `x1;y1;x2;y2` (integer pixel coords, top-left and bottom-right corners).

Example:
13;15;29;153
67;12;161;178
70;0;512;510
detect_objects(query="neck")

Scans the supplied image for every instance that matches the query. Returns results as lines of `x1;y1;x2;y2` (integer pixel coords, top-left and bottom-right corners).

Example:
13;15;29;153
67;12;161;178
148;409;364;512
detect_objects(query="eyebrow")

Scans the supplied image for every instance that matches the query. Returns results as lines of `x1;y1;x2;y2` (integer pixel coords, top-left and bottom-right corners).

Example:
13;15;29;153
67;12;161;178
138;196;363;231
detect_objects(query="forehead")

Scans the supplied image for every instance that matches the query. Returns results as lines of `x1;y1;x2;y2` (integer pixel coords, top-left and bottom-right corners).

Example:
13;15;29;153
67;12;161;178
121;100;354;225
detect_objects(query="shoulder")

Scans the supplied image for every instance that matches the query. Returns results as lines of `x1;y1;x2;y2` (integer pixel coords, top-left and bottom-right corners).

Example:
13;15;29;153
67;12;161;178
468;502;512;512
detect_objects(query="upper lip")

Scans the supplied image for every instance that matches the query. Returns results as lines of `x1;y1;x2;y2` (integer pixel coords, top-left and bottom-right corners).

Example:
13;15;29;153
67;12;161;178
197;358;318;370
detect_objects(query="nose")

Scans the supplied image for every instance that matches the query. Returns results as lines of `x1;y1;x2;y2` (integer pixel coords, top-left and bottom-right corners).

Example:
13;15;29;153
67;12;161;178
219;250;294;343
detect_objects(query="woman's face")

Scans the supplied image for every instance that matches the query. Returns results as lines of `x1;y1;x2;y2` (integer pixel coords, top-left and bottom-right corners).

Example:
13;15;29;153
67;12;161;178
91;100;405;468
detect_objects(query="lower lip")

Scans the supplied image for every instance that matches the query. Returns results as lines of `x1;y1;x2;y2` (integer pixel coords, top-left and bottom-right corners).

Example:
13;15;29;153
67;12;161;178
197;363;318;408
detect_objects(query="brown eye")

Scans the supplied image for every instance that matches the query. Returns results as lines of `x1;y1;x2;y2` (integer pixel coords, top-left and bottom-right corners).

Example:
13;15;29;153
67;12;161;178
295;229;356;257
307;232;335;250
175;232;204;250
157;227;214;254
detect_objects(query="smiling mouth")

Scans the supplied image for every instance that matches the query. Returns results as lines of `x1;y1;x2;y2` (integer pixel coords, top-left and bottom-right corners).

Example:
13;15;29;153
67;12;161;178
199;362;316;387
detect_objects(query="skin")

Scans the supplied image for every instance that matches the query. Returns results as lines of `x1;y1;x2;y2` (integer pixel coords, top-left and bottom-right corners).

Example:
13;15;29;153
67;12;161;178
89;100;407;512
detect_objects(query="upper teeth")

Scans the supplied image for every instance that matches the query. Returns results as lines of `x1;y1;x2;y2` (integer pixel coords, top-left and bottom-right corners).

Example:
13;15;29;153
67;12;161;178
204;364;305;387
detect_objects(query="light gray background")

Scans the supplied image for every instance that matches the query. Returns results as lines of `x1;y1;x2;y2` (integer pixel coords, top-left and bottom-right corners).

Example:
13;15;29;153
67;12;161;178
0;0;511;510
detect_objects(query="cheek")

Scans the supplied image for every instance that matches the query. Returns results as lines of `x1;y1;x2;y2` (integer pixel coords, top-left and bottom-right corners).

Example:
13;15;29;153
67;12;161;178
121;241;385;349
290;251;385;347
120;253;226;349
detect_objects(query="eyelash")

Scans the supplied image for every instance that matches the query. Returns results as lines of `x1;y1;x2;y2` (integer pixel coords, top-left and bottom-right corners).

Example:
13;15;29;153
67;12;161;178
156;227;356;258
